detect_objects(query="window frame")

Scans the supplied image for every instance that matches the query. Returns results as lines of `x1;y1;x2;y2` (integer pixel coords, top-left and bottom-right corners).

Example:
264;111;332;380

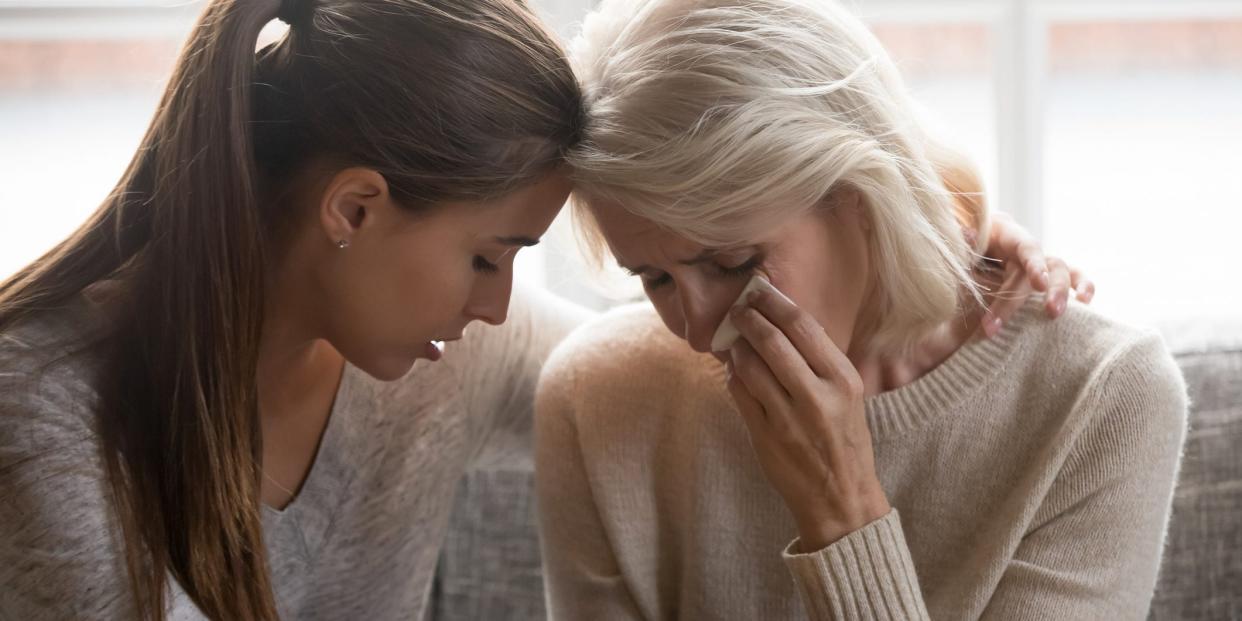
3;0;1240;280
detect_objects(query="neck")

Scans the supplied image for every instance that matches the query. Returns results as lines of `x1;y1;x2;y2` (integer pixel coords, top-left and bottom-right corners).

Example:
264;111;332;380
257;257;342;421
848;300;984;397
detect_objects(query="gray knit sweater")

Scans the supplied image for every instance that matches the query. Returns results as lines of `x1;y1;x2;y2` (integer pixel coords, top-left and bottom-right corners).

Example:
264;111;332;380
0;285;591;620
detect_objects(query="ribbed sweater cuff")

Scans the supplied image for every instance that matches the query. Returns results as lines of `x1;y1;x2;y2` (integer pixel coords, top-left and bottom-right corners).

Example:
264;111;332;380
782;509;929;621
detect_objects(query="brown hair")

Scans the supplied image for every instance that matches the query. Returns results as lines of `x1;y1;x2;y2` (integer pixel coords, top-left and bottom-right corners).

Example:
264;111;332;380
0;0;581;618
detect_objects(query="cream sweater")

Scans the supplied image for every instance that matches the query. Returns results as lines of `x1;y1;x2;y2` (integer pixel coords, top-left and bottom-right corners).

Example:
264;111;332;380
535;298;1188;620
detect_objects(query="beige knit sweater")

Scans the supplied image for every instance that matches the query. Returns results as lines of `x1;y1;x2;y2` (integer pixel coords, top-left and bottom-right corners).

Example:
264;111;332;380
534;298;1187;620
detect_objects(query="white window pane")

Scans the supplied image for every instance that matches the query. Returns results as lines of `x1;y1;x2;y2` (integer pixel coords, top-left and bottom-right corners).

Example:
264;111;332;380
1044;19;1242;325
0;27;552;287
869;21;998;202
0;38;179;280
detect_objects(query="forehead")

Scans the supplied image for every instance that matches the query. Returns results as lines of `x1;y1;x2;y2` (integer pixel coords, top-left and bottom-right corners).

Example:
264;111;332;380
449;171;572;231
498;171;572;218
588;200;702;265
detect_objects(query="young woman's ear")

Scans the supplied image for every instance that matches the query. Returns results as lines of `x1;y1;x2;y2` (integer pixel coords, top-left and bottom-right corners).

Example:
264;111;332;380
318;167;392;248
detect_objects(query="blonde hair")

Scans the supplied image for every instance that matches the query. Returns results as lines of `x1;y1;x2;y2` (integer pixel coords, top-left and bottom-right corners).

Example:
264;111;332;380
568;0;990;353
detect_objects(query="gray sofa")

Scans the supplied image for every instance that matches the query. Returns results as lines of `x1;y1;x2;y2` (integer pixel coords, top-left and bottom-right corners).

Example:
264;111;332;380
428;323;1242;620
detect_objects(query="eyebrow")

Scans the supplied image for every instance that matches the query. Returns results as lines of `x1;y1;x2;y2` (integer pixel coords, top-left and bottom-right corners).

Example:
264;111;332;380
620;250;725;276
494;236;541;247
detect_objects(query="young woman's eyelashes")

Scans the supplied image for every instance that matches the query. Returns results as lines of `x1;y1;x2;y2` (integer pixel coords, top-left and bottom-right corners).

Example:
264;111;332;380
472;256;501;274
639;254;764;290
473;245;523;275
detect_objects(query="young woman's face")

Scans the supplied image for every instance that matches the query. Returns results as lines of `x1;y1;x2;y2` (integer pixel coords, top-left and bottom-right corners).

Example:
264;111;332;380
314;171;571;381
590;196;875;362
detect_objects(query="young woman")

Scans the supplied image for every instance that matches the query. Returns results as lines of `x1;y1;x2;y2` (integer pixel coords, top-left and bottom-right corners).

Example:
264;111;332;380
0;0;585;619
535;0;1185;618
0;0;1084;619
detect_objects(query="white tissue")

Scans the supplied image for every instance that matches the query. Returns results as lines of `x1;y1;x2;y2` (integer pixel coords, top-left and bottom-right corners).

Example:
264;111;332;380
710;275;794;352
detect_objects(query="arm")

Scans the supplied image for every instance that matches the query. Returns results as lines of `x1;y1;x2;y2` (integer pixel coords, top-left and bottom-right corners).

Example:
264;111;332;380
980;333;1187;620
724;289;931;620
0;377;209;620
464;283;595;470
533;346;646;621
778;333;1187;620
781;510;929;619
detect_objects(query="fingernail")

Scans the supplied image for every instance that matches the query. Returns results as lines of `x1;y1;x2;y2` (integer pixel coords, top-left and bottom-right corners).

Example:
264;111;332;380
1057;297;1067;315
1039;270;1050;288
984;314;1002;338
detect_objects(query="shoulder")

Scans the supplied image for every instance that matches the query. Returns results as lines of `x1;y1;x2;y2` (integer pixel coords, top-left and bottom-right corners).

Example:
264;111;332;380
1008;298;1187;450
537;302;721;413
0;303;108;441
0;308;124;617
1014;298;1184;399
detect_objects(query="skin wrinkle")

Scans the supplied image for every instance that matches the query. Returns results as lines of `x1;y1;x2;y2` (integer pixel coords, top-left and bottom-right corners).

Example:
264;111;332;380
592;190;976;397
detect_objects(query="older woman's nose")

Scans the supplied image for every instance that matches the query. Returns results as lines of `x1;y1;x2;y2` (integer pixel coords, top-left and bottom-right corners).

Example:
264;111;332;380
679;290;721;353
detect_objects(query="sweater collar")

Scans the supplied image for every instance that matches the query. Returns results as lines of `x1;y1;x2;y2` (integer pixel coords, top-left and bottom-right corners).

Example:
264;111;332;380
863;300;1041;438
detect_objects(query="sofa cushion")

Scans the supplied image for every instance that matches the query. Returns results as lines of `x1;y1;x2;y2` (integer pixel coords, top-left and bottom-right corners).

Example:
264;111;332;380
429;470;546;621
1149;322;1242;620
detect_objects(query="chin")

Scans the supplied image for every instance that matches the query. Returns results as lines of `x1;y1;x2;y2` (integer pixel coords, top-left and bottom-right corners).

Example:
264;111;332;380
352;354;418;383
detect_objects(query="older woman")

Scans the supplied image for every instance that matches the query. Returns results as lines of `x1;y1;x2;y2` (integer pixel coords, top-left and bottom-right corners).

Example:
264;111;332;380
534;0;1187;619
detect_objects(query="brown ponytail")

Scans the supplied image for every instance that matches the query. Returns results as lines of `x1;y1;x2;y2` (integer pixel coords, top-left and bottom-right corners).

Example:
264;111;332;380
0;0;581;618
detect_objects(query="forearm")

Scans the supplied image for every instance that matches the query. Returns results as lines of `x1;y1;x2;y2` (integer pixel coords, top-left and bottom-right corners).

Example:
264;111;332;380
782;509;930;621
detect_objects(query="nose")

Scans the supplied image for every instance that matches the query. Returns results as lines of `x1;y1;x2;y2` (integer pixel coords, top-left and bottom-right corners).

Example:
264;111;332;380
464;271;513;326
679;288;722;354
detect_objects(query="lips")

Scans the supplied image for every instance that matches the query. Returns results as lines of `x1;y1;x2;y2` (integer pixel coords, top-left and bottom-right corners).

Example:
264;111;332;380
420;329;468;362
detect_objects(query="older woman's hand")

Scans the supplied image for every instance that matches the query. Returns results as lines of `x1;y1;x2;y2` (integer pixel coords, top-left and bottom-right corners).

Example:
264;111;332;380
977;212;1095;337
725;286;890;552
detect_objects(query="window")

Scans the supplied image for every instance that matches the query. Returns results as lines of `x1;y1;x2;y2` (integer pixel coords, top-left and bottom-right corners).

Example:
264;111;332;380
857;1;1242;325
2;0;1237;323
1043;17;1242;324
0;35;180;277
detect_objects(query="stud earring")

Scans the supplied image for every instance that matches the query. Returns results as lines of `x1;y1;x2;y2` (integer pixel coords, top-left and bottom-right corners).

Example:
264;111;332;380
337;239;350;249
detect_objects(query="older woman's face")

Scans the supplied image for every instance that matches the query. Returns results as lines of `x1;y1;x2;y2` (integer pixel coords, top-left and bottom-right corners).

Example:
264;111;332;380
591;195;875;360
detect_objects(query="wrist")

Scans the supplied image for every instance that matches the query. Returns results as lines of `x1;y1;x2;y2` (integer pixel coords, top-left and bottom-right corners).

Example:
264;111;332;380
793;496;892;553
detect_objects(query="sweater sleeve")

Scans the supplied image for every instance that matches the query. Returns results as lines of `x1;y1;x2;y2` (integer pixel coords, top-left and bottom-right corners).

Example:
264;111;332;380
779;331;1187;621
464;284;594;470
0;366;209;620
534;342;646;621
782;509;931;620
979;332;1188;620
